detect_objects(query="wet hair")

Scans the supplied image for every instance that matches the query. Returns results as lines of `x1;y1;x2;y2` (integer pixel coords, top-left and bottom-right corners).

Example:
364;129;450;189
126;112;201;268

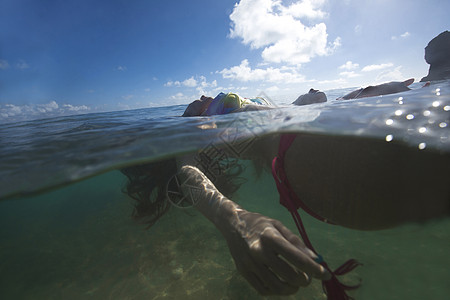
121;158;177;228
120;156;246;229
182;96;214;117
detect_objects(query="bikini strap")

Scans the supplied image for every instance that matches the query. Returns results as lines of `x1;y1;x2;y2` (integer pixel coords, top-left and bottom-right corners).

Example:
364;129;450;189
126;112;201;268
271;134;334;224
271;134;362;300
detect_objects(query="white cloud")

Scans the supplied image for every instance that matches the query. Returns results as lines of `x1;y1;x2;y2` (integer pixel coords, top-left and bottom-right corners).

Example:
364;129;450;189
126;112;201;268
266;86;280;93
339;71;360;78
37;101;59;113
1;59;31;70
317;78;347;85
122;95;134;101
16;59;29;69
165;77;197;87
391;31;410;40
165;80;180;87
339;61;359;70
0;59;9;70
117;66;127;71
281;0;327;19
0;101;91;123
170;92;185;100
218;59;306;83
196;76;218;95
207;80;218;88
229;0;340;65
165;76;217;94
197;76;217;88
401;32;410;38
354;24;362;34
375;66;405;83
182;76;197;87
63;104;90;111
361;63;394;72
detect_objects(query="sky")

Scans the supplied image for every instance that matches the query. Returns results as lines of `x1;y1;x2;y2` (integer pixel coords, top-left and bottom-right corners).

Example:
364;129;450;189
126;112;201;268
0;0;449;122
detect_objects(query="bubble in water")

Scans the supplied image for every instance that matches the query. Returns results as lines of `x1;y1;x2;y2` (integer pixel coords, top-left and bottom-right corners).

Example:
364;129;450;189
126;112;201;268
406;114;415;120
444;105;450;111
386;119;394;125
418;143;426;150
439;122;448;128
419;127;427;133
432;101;440;107
395;110;403;116
385;134;393;142
423;110;431;117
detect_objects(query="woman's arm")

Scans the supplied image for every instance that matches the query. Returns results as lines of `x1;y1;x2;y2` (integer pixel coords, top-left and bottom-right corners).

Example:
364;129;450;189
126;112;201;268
175;163;330;296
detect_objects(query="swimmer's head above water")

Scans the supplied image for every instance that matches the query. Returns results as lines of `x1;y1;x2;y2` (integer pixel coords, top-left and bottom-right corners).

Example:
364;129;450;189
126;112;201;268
182;95;214;117
182;92;273;117
183;79;430;117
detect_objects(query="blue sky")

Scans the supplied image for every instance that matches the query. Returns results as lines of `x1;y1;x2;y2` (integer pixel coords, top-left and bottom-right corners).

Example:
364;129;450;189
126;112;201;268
0;0;449;122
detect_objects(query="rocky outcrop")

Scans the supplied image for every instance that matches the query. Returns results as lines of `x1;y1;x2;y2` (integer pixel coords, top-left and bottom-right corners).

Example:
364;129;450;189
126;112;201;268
292;89;327;106
421;31;450;82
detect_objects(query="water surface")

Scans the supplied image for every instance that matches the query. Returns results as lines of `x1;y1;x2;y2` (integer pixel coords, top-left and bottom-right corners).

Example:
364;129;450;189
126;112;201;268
1;82;449;299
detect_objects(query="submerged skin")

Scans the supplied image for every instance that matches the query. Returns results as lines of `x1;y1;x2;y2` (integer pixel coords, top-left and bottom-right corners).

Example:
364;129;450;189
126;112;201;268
176;132;450;295
282;134;450;229
173;83;448;295
177;164;331;295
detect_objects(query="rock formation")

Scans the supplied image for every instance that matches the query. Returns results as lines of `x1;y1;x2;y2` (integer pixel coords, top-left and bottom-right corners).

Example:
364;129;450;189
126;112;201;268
421;31;450;82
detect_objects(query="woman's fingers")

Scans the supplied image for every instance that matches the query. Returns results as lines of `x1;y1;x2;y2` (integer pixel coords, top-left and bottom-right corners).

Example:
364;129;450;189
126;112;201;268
227;212;332;295
263;252;312;287
251;259;300;295
261;225;331;281
236;251;300;295
274;221;309;251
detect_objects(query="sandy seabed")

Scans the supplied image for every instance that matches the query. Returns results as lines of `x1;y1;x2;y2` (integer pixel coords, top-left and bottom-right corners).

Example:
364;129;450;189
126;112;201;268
1;170;449;300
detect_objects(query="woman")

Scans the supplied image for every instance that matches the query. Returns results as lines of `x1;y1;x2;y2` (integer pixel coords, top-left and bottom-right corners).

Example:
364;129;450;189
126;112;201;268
122;91;450;296
182;92;274;117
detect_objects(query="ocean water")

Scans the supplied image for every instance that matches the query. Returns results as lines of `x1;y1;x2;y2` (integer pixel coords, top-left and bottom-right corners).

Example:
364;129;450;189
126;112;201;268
1;82;449;299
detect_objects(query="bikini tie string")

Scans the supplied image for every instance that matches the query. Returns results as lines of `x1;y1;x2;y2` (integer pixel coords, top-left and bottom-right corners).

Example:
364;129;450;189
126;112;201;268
272;134;362;300
321;259;362;300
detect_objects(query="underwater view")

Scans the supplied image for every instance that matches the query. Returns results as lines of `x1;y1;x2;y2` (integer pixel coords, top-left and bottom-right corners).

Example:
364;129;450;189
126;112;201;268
1;81;450;299
1;167;450;300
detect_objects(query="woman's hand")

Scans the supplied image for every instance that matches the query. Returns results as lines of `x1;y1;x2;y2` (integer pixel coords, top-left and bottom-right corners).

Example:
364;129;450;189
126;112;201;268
221;210;331;296
176;165;330;295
